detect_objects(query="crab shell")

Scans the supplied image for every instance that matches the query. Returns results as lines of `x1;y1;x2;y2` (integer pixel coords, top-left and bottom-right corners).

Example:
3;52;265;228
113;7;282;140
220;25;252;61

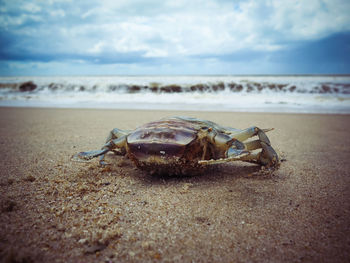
126;118;229;175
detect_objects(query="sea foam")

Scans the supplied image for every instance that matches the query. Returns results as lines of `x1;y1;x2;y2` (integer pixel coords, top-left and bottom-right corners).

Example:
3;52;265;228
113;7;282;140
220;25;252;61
0;75;349;113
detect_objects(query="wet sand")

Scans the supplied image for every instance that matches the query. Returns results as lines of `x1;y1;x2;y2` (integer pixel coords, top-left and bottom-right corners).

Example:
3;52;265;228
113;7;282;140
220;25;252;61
0;107;349;262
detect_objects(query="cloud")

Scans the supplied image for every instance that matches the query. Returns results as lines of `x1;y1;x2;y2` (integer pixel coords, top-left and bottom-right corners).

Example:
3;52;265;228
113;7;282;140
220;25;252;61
0;0;349;74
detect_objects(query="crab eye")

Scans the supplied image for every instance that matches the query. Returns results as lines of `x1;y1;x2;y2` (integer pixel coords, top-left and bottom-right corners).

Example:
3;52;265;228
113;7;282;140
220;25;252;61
201;126;212;131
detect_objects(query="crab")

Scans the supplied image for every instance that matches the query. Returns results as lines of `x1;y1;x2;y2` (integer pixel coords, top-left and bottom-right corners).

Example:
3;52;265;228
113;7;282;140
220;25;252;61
72;116;279;175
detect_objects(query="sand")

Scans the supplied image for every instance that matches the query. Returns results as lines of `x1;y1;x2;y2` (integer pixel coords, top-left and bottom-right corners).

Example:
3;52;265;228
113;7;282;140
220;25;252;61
0;107;349;263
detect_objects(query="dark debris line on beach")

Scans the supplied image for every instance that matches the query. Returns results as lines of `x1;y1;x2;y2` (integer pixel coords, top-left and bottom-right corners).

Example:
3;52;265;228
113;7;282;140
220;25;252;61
2;79;349;94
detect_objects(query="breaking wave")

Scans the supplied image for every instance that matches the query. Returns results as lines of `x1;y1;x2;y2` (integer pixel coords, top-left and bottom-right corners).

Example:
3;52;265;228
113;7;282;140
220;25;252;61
0;76;349;94
0;75;350;113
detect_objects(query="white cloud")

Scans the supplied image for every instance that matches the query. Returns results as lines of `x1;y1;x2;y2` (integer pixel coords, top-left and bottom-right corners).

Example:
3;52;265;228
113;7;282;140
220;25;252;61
21;2;41;13
267;0;350;40
54;0;349;59
50;9;65;17
88;41;106;54
143;48;168;58
0;13;43;28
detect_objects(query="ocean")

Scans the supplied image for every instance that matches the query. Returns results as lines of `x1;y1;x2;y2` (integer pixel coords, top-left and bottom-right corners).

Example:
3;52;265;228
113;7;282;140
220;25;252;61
0;75;349;114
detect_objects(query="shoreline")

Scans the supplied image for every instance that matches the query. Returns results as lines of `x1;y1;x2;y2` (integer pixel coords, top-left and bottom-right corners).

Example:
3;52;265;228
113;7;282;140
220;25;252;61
1;74;350;115
1;104;349;115
1;107;349;262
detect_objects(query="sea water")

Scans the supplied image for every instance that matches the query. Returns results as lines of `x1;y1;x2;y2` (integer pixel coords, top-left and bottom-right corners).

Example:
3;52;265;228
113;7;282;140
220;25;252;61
0;75;349;114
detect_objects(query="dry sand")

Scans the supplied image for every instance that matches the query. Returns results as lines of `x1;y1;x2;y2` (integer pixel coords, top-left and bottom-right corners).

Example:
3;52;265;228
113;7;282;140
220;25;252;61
0;107;349;263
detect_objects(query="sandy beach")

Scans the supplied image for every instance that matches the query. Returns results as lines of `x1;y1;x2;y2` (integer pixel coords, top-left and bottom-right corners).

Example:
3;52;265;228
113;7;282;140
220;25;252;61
0;107;349;262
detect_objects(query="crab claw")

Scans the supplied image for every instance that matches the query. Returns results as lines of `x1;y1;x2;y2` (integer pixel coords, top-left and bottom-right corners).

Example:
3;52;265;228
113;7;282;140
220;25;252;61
255;128;279;167
258;141;279;167
257;128;271;145
199;139;249;165
227;139;247;156
226;138;249;157
227;148;248;157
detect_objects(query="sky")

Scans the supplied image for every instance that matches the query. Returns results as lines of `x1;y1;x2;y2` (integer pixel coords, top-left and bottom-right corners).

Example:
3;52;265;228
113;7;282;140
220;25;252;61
0;0;349;76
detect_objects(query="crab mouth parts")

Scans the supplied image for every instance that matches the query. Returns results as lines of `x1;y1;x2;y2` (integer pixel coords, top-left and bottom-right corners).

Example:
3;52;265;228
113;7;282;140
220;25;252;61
128;142;185;159
133;155;203;176
127;142;202;175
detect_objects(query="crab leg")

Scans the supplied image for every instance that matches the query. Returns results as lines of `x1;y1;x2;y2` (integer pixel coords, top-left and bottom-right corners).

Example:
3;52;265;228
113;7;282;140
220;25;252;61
230;127;273;142
245;140;261;151
198;151;250;165
72;134;127;166
72;149;110;161
98;136;127;165
105;128;130;142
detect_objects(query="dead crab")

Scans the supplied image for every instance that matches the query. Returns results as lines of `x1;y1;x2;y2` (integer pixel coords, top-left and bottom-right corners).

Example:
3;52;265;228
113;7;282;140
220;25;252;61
73;116;279;175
